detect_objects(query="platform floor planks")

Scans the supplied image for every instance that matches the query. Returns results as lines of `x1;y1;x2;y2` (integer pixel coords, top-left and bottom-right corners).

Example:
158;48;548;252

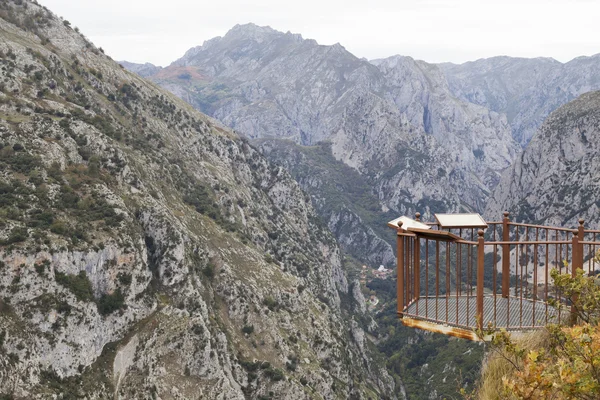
403;295;559;330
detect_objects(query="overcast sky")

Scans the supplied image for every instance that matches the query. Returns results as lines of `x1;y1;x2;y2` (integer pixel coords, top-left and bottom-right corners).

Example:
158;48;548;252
39;0;599;67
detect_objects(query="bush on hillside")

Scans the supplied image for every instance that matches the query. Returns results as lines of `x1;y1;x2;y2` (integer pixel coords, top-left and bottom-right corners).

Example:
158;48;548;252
55;271;94;302
97;289;125;315
475;268;600;399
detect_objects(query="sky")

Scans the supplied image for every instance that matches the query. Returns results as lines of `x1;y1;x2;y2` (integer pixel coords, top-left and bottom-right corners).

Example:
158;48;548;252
39;0;600;67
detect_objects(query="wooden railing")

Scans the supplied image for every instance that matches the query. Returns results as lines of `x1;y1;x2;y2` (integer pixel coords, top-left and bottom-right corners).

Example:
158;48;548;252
395;213;599;332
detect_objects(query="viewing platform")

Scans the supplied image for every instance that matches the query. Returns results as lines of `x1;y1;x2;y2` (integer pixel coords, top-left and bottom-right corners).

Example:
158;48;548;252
388;212;599;340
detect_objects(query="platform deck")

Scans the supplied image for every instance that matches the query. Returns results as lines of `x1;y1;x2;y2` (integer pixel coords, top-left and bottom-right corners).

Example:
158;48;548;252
403;295;559;330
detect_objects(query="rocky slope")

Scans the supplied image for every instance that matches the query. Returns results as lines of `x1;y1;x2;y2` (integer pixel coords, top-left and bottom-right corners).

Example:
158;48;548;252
125;24;520;266
255;140;398;267
486;90;600;227
441;54;600;145
0;2;395;398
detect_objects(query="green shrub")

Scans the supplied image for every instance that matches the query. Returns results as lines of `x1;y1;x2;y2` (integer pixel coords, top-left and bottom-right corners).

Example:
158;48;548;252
117;273;132;286
240;359;260;372
12;143;24;152
1;150;41;174
97;289;124;315
264;367;285;381
285;361;297;371
1;227;28;245
55;271;94;302
56;301;71;315
202;263;215;279
241;325;254;334
34;263;45;275
27;209;53;228
49;221;67;235
263;296;279;311
47;162;63;182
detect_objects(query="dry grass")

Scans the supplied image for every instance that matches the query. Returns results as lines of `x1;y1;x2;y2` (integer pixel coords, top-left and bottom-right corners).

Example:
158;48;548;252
477;330;550;400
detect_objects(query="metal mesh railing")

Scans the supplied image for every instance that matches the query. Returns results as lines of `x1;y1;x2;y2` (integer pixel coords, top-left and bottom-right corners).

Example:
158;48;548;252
395;213;599;332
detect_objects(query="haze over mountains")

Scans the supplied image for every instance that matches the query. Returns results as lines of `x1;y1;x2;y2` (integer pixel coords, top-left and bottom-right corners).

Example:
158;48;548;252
123;23;600;264
441;54;600;145
128;23;600;147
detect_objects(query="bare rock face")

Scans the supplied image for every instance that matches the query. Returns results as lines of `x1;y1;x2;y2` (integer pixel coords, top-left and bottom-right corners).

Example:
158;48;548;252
441;55;600;145
374;55;518;185
0;3;394;398
486;90;600;227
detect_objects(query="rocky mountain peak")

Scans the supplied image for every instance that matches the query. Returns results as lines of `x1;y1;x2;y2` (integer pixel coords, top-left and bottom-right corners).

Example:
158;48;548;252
118;61;163;77
227;23;303;43
174;23;310;69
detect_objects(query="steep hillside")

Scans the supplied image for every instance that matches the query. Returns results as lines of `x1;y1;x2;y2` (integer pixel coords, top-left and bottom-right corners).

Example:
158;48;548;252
441;54;600;145
255;140;398;266
0;1;395;398
486;90;600;227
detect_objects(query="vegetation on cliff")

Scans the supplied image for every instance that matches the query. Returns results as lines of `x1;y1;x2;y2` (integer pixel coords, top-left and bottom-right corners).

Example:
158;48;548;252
475;268;600;399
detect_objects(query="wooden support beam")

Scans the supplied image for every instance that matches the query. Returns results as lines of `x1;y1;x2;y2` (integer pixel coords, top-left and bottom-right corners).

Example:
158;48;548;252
502;212;510;298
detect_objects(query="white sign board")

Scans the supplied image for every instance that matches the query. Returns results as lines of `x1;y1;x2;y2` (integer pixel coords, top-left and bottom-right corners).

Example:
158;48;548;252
434;213;487;229
387;216;431;231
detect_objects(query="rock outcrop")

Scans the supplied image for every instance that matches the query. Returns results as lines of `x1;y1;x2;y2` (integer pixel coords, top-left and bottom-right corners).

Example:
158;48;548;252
486;90;600;227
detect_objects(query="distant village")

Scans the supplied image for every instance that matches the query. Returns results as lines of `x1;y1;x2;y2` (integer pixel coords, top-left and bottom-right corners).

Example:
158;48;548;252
359;264;393;311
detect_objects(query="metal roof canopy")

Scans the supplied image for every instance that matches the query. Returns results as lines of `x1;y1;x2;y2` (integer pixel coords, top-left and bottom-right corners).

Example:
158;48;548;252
387;216;431;231
434;213;488;229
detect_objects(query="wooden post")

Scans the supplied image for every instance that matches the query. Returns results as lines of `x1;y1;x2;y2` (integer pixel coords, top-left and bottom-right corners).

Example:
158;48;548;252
502;212;510;298
414;237;420;302
571;219;585;324
578;218;585;254
477;229;485;331
397;222;404;318
414;213;421;301
573;221;584;277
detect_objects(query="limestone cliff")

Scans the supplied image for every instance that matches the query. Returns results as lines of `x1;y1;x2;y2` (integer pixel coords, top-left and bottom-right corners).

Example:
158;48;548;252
486;90;600;228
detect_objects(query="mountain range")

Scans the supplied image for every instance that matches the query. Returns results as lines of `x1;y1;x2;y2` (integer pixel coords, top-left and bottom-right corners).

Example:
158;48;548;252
123;23;600;265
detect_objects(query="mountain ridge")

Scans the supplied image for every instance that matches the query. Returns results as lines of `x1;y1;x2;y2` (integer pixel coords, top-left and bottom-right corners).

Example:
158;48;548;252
124;23;600;149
